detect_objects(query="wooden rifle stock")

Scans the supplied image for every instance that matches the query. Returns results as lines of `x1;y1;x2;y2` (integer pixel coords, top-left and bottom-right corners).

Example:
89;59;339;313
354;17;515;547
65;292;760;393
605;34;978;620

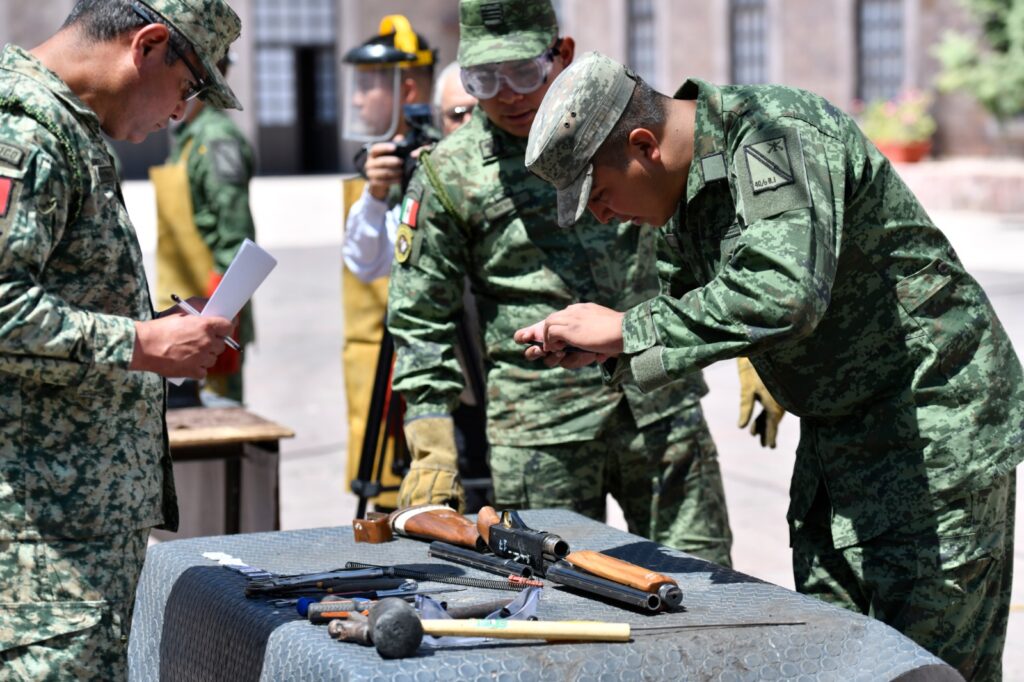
389;505;485;551
476;505;500;544
565;550;676;593
565;550;682;608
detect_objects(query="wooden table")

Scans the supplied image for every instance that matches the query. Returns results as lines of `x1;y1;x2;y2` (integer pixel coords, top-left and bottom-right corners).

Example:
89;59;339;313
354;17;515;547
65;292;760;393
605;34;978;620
166;407;294;535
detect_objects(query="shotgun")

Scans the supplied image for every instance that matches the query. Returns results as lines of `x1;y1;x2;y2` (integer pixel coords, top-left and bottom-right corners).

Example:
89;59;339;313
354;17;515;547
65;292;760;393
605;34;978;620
476;506;683;610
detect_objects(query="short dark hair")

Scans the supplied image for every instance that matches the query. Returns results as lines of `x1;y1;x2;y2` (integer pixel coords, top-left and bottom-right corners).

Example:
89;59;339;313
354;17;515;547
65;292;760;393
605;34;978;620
63;0;191;66
404;64;436;103
594;77;669;169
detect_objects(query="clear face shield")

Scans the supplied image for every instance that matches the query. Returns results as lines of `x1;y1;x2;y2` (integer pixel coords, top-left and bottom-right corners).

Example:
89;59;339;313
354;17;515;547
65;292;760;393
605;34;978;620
343;65;403;143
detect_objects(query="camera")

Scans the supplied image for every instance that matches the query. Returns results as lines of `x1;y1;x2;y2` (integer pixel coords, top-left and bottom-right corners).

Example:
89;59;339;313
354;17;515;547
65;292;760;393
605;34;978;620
354;103;441;192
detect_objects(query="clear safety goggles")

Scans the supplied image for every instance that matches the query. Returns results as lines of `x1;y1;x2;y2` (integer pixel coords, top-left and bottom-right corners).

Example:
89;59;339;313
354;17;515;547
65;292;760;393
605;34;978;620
459;40;562;100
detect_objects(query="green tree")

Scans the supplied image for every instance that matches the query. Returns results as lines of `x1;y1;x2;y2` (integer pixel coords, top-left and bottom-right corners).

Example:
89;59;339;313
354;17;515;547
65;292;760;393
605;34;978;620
933;0;1024;120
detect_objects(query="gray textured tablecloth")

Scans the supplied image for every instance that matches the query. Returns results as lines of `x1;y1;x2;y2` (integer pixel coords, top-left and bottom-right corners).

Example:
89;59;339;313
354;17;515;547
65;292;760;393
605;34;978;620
128;510;958;681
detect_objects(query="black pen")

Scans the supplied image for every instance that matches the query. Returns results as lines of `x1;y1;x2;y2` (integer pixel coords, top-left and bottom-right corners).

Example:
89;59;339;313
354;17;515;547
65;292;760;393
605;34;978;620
170;293;242;352
528;340;585;354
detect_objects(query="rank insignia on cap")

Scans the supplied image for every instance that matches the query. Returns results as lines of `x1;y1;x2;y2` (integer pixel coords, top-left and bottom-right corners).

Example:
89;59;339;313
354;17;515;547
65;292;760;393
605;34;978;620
743;137;794;194
395;223;416;264
399;196;420;228
480;3;505;29
0;177;14;218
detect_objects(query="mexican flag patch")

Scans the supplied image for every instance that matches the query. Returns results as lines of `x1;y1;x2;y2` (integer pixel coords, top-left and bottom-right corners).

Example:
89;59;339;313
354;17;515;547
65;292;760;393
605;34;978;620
399;196;420;228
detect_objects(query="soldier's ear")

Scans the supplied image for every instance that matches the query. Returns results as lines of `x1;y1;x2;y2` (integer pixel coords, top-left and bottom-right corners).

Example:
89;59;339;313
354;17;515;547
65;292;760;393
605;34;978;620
557;37;575;66
130;22;170;66
401;76;420;105
627;127;661;165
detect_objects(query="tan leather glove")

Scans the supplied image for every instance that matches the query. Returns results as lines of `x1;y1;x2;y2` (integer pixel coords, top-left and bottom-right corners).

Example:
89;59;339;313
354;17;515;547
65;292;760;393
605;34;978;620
397;417;465;511
737;357;785;449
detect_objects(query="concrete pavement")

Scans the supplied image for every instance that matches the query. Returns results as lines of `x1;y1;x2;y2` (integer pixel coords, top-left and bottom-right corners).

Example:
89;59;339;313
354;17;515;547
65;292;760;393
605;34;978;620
123;176;1024;678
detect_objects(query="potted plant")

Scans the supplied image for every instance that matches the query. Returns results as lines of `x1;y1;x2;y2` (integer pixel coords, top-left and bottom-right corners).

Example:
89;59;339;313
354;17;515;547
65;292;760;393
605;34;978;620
856;90;938;163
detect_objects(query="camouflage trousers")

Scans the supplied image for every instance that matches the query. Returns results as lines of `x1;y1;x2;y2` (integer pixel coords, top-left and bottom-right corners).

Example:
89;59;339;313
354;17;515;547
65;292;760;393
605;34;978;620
793;471;1015;681
490;400;733;567
0;529;149;681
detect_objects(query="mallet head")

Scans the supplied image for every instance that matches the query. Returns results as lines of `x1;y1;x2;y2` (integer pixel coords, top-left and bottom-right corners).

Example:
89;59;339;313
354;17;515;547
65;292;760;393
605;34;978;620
368;597;424;659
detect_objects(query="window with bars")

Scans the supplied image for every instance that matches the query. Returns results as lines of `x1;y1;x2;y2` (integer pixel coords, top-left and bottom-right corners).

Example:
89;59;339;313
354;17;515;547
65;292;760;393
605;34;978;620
255;47;295;126
253;0;336;127
315;50;338;125
730;0;768;84
857;0;904;102
253;0;335;45
627;0;657;86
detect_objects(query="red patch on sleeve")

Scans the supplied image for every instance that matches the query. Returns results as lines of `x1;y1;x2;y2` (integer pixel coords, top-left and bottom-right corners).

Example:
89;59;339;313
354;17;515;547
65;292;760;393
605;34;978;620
0;178;12;218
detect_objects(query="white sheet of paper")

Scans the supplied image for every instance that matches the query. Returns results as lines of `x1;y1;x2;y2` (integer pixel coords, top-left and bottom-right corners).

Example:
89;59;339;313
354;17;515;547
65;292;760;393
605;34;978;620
203;239;277;321
169;239;277;386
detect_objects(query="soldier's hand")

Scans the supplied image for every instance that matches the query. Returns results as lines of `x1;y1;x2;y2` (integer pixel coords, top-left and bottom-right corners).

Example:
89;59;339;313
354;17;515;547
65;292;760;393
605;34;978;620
515;303;623;368
130;314;234;379
737;357;785;448
398;417;464;512
365;140;404;200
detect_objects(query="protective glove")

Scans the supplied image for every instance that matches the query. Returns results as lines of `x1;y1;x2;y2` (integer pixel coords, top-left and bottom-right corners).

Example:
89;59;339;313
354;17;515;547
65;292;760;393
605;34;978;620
397;416;465;511
737;357;785;449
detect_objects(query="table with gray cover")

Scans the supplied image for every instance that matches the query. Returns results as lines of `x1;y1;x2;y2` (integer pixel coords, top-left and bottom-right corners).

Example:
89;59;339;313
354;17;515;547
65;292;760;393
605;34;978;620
128;509;961;681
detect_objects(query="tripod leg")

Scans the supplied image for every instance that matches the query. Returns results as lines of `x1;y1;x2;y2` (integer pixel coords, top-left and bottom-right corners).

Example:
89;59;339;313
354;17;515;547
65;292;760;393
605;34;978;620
352;327;395;519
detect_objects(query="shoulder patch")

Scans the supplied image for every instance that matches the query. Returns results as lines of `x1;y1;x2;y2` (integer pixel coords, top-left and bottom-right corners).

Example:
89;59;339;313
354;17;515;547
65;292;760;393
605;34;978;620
208;139;247;185
735;128;812;224
0;177;14;218
0;141;26;169
399;195;421;228
743;137;794;194
394;223;420;265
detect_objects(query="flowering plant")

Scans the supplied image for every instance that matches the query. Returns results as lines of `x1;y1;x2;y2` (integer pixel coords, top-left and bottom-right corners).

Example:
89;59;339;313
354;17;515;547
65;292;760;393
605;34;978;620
856;90;937;144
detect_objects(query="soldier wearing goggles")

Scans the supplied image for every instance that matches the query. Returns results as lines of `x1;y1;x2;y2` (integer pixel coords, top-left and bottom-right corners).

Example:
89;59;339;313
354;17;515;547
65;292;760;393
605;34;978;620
459;39;562;100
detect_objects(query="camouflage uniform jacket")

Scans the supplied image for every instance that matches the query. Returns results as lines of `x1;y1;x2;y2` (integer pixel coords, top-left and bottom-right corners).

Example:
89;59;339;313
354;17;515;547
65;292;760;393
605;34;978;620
0;45;176;541
388;109;707;447
169;105;256;344
619;79;1024;547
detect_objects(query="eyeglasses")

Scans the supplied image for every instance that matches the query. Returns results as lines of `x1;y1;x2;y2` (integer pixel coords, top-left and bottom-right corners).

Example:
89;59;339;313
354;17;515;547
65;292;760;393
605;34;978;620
130;3;211;102
459;40;562;100
443;104;474;123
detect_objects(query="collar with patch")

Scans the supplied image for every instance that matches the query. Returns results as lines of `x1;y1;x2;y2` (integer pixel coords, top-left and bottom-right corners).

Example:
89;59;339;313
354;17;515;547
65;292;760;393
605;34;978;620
0;45;103;137
675;79;730;205
479;114;527;162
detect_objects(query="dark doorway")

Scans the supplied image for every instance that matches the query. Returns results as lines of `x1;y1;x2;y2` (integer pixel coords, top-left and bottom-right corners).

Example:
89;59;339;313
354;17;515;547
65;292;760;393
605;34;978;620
296;46;340;174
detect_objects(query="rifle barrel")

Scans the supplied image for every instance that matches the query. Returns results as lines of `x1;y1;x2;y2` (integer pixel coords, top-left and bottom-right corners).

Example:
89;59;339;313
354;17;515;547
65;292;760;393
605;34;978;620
546;561;662;612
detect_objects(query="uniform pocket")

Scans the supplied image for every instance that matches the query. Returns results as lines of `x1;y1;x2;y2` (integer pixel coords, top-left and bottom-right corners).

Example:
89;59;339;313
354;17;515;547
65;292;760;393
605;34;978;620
895;258;953;316
0;601;104;652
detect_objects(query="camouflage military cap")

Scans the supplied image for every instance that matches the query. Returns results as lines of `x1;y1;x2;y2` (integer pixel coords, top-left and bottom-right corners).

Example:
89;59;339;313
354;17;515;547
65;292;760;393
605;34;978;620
139;0;242;110
457;0;558;68
525;51;635;227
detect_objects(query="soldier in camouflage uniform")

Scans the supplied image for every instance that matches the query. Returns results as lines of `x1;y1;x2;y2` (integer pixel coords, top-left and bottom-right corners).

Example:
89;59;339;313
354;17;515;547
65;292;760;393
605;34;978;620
155;53;256;404
518;52;1024;680
386;0;733;566
0;0;241;677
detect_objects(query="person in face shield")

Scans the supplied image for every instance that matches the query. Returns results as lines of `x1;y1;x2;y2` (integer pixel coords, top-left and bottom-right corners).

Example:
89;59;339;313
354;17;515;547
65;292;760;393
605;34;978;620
343;16;436;268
